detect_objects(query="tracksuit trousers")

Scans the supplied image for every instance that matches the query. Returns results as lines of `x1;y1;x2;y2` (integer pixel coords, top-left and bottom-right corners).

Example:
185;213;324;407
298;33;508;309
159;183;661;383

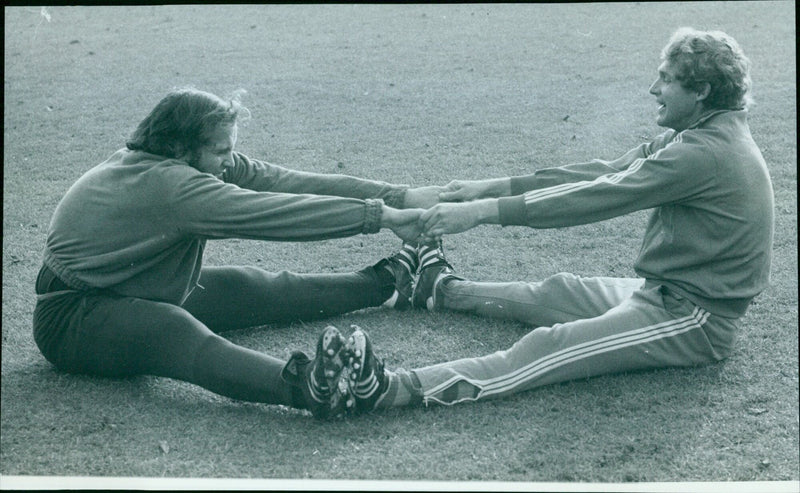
410;273;740;406
33;263;394;409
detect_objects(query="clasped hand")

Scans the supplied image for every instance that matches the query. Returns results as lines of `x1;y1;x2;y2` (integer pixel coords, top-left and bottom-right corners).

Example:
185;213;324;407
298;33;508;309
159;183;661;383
383;203;480;246
403;180;488;208
388;181;502;245
418;202;483;244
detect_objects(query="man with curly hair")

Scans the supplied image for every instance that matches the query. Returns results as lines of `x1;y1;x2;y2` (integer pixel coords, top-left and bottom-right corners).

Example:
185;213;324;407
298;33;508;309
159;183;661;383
333;28;774;413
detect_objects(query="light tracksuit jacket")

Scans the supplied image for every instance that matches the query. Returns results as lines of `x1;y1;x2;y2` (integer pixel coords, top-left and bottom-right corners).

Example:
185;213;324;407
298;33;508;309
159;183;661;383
497;109;774;318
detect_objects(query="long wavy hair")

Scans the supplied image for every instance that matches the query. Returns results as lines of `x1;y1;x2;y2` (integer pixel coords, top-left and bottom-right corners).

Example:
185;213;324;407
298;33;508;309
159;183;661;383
126;88;250;159
661;28;753;111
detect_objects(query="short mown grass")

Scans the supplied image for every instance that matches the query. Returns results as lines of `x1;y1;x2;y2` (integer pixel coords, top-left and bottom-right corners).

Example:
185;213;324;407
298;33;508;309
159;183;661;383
3;3;797;487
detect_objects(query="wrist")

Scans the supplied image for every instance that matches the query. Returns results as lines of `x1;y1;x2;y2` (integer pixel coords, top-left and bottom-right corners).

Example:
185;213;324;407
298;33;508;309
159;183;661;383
488;178;512;197
380;204;396;228
472;199;500;224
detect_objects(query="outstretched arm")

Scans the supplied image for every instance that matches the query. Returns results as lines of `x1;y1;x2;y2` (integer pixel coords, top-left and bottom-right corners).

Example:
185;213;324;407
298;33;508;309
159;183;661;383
226;153;409;208
433;138;666;202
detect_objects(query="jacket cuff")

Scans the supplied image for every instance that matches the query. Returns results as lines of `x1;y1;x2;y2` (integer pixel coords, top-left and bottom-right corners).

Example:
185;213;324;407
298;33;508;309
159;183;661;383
498;196;528;226
362;199;384;234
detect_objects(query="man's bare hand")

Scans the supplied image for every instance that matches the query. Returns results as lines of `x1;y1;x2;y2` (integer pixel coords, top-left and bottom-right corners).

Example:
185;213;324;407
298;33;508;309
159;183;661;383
404;186;448;209
418;201;486;242
381;206;425;245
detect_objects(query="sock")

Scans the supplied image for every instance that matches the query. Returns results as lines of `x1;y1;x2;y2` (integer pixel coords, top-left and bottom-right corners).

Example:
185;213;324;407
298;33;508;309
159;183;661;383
374;369;423;409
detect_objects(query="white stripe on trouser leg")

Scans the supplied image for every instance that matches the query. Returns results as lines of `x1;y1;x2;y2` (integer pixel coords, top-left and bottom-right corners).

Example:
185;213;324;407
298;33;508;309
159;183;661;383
480;308;710;396
424;307;709;404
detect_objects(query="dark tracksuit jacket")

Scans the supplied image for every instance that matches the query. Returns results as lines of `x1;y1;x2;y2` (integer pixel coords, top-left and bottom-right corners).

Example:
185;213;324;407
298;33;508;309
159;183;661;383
497;109;774;318
43;150;408;306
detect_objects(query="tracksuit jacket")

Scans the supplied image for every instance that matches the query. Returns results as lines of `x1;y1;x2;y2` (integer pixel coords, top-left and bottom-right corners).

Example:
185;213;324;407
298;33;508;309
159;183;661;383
43;151;408;305
497;109;774;318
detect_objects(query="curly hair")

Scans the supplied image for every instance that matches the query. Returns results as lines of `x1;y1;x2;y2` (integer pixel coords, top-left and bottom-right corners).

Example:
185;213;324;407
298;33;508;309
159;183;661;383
126;88;250;158
661;27;753;110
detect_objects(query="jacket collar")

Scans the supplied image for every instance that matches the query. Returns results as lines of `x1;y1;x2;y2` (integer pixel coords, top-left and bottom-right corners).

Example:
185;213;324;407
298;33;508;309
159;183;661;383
686;108;745;130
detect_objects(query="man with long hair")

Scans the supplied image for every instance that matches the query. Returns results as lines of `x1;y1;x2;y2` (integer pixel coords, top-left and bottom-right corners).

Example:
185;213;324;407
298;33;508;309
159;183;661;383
33;88;439;418
337;28;774;413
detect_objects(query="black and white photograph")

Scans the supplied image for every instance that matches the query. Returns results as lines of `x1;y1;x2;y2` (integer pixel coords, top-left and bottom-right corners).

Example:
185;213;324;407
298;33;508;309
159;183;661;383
2;3;797;491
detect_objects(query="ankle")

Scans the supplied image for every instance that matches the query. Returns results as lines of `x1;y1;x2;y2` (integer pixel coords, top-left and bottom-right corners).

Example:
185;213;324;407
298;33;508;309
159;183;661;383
374;261;396;286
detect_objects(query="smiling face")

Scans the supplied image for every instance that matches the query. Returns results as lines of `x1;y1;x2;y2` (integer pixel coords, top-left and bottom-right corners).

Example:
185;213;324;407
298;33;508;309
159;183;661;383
187;123;238;178
649;61;707;132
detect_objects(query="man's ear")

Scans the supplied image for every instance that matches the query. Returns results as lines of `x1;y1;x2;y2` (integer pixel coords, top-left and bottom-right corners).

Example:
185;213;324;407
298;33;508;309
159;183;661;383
696;81;711;103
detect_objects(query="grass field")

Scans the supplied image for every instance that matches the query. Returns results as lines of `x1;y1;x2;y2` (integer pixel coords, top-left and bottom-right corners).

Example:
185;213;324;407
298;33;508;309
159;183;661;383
2;3;797;489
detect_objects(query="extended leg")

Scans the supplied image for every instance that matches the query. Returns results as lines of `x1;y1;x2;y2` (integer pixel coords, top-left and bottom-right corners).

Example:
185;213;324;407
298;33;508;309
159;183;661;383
439;273;645;327
182;265;393;332
413;245;643;327
413;284;737;406
348;283;739;410
33;292;300;407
